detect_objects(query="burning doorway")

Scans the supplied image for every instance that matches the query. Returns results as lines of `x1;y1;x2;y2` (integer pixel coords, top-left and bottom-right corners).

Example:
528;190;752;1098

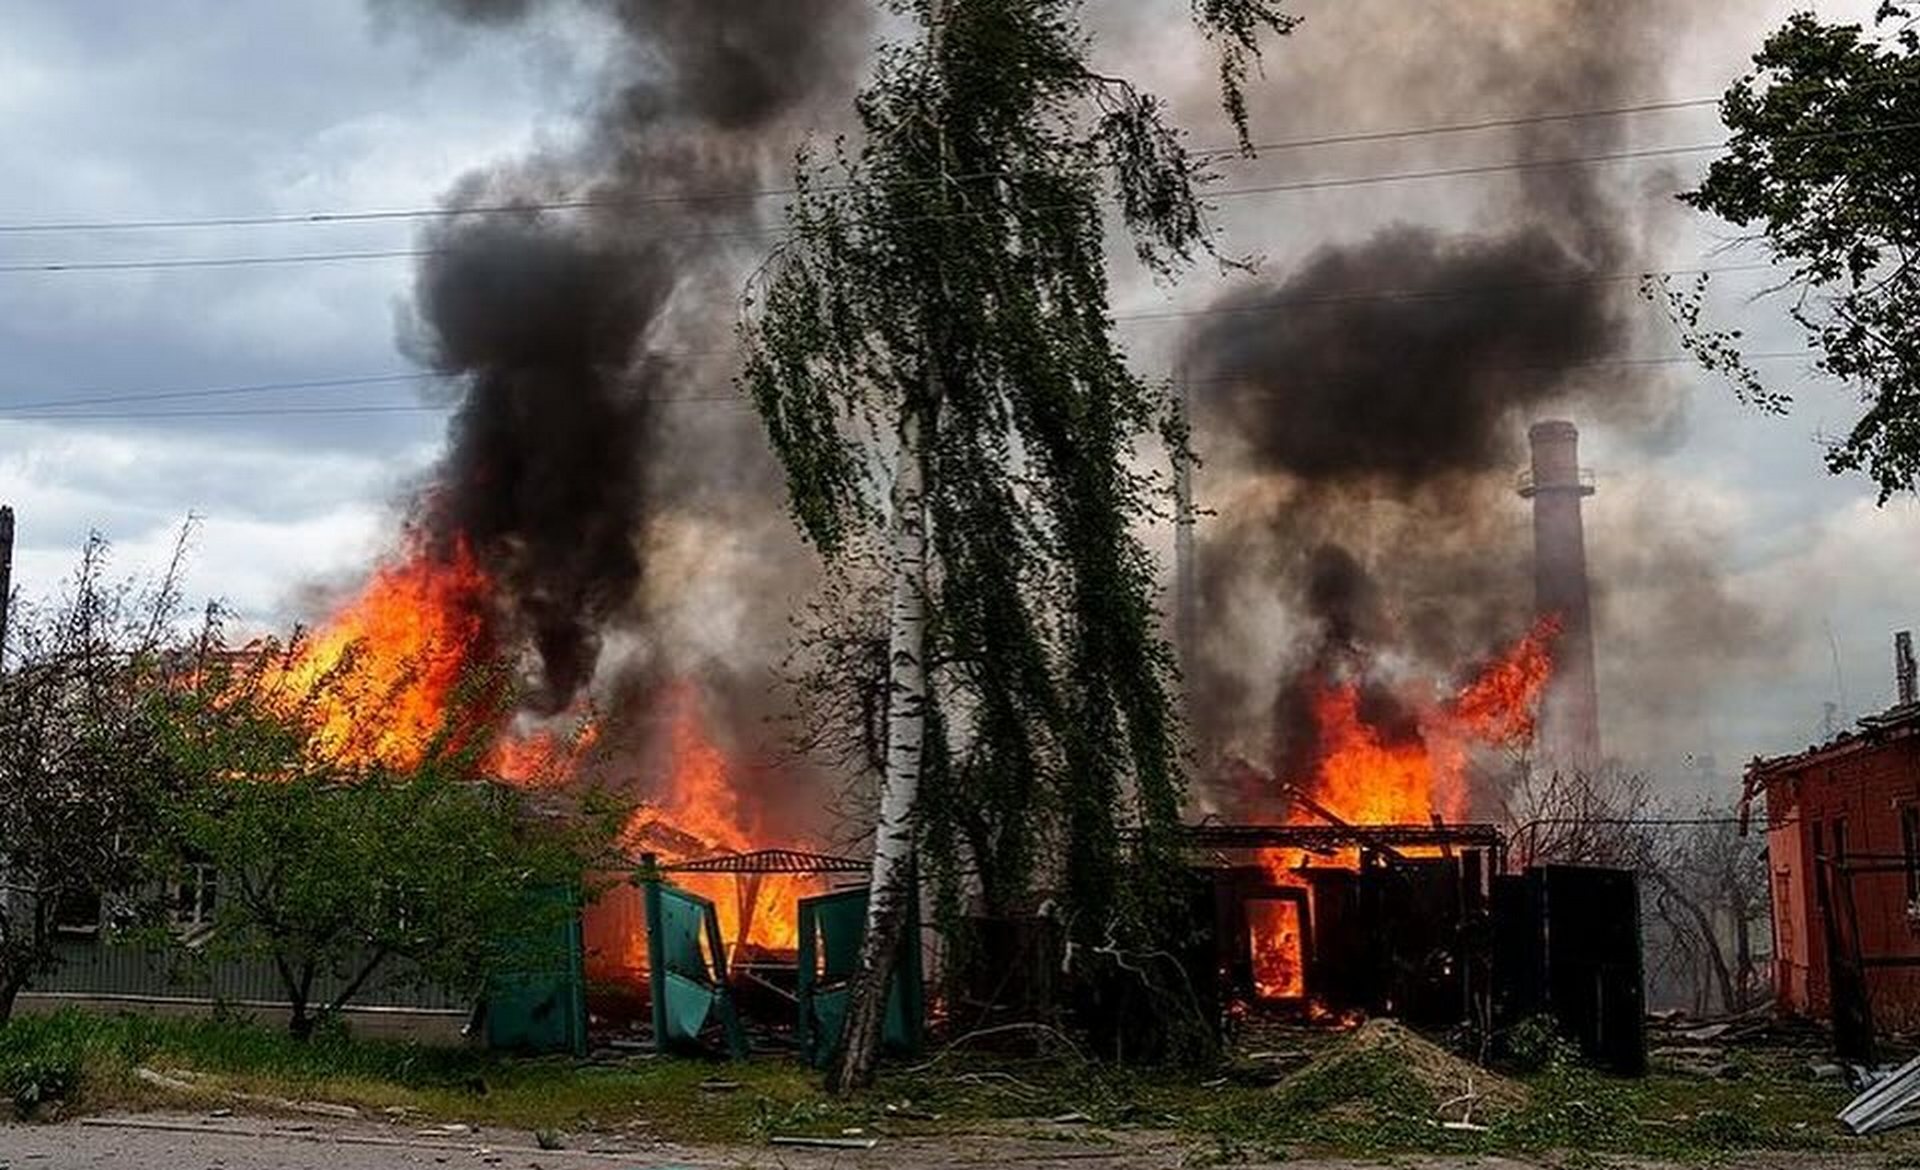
1245;888;1310;1001
1193;821;1505;1022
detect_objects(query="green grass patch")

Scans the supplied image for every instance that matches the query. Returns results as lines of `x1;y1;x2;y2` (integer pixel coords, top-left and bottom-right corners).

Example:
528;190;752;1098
0;1009;839;1140
1179;1052;1855;1164
0;1008;1876;1161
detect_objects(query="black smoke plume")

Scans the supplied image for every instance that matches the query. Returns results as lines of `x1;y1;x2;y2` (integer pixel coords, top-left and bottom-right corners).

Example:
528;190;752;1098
390;0;869;709
1187;227;1623;489
1175;0;1762;793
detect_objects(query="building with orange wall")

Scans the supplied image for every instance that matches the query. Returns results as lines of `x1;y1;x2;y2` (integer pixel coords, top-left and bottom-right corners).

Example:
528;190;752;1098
1746;698;1920;1036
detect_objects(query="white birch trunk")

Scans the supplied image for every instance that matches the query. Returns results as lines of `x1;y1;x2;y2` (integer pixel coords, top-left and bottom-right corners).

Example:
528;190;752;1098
828;402;929;1091
826;0;945;1092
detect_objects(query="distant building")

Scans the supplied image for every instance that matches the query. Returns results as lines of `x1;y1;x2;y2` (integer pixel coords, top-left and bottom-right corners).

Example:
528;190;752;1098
1746;693;1920;1042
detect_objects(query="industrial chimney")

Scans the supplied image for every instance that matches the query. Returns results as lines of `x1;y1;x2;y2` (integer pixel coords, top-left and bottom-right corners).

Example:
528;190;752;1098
1519;420;1600;771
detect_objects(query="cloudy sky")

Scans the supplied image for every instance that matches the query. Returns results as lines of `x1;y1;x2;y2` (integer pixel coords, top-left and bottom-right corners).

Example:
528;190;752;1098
0;0;1910;787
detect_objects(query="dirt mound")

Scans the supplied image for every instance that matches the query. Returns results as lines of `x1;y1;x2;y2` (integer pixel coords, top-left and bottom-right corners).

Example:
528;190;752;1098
1275;1019;1527;1125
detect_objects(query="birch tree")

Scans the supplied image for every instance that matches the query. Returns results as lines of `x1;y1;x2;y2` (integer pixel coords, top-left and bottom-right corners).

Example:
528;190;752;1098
743;0;1292;1090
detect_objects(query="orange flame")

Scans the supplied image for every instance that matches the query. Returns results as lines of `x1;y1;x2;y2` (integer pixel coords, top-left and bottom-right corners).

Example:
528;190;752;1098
269;538;825;1001
265;537;495;770
1248;897;1306;999
1249;617;1557;1000
596;686;823;978
487;720;601;787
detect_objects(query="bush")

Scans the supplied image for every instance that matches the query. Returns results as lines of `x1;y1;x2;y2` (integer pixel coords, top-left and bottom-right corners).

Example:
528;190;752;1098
1504;1015;1578;1075
1;1052;82;1116
0;1013;100;1117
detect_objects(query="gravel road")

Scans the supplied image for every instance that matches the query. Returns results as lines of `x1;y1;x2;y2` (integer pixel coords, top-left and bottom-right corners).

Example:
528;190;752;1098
0;1113;1879;1169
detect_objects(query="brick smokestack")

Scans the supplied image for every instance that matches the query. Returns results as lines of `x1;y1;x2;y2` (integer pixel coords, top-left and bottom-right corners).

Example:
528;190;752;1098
1520;420;1600;770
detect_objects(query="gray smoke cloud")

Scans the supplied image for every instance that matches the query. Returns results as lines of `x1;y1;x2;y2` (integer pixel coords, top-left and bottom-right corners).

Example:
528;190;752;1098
386;0;870;711
1173;0;1772;798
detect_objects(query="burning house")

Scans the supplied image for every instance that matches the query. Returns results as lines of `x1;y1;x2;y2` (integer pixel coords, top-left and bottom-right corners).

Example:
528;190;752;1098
19;0;1708;1069
1173;523;1644;1071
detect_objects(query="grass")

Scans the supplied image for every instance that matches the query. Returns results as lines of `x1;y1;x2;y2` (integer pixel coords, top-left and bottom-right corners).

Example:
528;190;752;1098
1175;1042;1860;1164
0;1007;1883;1162
0;1009;836;1141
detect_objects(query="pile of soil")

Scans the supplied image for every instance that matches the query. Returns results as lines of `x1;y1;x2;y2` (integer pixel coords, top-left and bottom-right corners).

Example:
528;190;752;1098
1275;1018;1527;1124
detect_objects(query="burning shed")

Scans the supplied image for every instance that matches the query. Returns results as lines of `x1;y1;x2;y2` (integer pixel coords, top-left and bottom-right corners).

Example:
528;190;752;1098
1187;819;1504;1025
1186;817;1646;1074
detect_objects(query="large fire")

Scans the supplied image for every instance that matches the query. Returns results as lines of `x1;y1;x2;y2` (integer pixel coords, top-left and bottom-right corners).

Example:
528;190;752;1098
264;536;494;770
614;687;823;968
1247;616;1558;1000
268;539;819;989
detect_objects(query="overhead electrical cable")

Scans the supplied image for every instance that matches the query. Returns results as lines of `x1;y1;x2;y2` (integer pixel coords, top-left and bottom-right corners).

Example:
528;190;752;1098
7;118;1920;274
0;372;456;413
0;93;1737;236
0;351;1825;422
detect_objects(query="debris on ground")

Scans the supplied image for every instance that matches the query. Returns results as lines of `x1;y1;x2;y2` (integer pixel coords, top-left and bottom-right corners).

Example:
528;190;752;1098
132;1066;360;1119
770;1134;881;1149
1275;1018;1527;1126
132;1068;196;1094
1644;1003;1827;1080
1838;1052;1920;1135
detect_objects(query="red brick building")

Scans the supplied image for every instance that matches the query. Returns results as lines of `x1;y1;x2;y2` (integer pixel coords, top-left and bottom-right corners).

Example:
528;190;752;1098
1745;702;1920;1033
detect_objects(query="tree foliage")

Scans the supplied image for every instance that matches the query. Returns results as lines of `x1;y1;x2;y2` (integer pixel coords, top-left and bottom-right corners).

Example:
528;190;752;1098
155;637;605;1039
745;0;1290;945
0;534;190;1023
1675;2;1920;499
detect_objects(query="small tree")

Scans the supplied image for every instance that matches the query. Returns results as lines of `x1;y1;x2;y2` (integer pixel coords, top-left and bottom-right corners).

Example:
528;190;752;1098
1505;769;1771;1015
0;534;189;1024
164;770;587;1039
158;640;602;1039
1662;2;1920;498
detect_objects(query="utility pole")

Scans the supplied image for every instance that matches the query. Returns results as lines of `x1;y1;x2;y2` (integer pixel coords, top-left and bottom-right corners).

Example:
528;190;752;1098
1173;371;1197;675
0;505;14;664
1172;371;1202;765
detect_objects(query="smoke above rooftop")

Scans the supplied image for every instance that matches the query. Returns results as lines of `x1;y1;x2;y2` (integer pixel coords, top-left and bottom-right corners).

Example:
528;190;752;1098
1171;0;1776;794
384;0;870;711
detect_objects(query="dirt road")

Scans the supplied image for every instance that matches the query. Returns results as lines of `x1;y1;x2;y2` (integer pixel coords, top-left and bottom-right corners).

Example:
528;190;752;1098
0;1114;1878;1169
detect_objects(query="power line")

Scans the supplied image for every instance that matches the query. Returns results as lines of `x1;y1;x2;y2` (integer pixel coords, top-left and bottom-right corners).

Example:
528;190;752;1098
0;248;432;274
0;350;1826;423
0;372;455;413
0;265;1802;416
0;94;1732;237
1113;261;1780;324
0;394;749;422
0;258;1807;413
1191;349;1818;390
12;117;1920;275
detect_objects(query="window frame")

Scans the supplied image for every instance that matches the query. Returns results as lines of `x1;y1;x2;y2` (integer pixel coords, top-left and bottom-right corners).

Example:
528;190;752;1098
169;863;218;930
